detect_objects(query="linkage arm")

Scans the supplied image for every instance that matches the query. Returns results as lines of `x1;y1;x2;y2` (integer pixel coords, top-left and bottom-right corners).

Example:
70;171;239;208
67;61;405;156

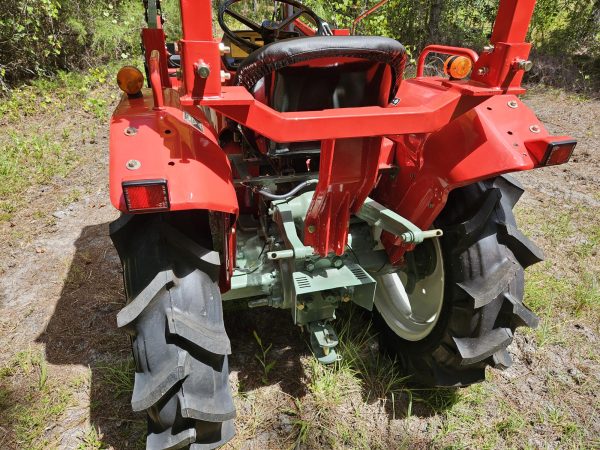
357;197;443;244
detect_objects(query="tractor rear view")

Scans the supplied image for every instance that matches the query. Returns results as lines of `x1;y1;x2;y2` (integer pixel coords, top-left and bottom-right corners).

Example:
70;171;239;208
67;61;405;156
108;0;576;448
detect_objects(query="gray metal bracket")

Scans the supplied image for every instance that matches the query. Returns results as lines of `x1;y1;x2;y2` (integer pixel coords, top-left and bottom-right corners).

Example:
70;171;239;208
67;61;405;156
308;321;340;364
292;262;376;325
271;195;314;261
293;263;375;310
357;197;443;244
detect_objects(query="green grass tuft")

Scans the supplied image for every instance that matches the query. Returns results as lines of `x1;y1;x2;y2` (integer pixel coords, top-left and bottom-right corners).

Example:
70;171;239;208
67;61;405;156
97;359;135;399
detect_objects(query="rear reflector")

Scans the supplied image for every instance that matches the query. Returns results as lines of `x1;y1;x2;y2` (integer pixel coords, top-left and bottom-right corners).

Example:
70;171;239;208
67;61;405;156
542;140;577;166
123;180;169;212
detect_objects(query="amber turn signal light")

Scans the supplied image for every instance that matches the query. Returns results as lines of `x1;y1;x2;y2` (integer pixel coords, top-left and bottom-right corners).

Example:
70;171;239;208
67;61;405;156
443;56;473;79
117;66;144;97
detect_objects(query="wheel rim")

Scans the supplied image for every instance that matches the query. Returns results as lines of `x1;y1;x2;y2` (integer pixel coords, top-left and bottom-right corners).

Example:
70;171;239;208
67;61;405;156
375;238;444;342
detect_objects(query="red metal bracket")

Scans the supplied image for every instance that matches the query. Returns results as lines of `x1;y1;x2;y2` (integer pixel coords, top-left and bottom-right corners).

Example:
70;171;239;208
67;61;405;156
149;50;165;110
304;138;382;256
374;94;561;264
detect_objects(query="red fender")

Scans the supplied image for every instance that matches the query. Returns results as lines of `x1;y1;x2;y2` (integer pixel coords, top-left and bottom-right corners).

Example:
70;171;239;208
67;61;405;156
109;89;238;216
375;94;571;264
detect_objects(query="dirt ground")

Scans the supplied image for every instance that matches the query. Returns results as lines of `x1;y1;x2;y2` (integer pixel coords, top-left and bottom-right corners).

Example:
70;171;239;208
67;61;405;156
0;82;598;449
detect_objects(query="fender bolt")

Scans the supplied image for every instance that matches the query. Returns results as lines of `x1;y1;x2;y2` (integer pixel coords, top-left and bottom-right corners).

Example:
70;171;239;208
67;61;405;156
195;61;210;78
126;159;141;170
221;70;232;82
219;42;231;55
514;59;533;72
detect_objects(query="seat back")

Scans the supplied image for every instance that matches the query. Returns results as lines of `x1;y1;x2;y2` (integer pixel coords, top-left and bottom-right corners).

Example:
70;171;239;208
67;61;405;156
234;36;406;155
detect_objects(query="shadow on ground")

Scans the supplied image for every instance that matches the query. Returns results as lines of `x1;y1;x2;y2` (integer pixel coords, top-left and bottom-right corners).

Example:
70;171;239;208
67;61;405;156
35;223;143;449
225;307;311;398
35;223;457;448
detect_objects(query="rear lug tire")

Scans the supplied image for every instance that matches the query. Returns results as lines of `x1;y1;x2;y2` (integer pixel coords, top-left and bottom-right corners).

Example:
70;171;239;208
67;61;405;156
376;175;542;387
110;213;236;449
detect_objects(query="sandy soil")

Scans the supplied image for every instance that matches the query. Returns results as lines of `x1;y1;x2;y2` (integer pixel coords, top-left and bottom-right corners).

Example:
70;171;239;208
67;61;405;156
0;85;598;449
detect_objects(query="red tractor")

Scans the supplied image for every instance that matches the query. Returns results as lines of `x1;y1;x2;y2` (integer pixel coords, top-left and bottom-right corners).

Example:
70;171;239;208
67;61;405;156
108;0;576;447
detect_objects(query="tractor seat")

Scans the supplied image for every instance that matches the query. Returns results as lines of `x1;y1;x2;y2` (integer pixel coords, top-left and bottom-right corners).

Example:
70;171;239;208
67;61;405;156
234;36;406;155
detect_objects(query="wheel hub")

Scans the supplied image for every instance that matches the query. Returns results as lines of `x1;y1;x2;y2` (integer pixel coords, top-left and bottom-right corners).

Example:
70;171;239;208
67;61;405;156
375;238;444;341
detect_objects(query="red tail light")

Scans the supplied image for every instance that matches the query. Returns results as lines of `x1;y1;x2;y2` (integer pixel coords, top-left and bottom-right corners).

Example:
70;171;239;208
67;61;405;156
542;140;577;166
123;180;170;212
525;137;577;167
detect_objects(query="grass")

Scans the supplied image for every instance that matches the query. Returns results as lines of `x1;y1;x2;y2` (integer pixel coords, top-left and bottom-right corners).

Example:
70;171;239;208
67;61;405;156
0;65;598;448
306;356;358;409
517;200;600;321
77;426;108;450
0;133;77;220
0;63;130;223
0;348;74;449
97;359;135;399
285;309;462;448
253;330;276;385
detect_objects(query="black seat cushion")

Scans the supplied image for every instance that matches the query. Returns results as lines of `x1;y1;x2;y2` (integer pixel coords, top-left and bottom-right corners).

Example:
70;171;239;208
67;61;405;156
234;35;407;107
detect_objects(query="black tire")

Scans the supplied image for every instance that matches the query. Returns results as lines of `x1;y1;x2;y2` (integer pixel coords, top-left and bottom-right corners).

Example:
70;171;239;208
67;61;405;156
377;175;543;387
110;212;236;449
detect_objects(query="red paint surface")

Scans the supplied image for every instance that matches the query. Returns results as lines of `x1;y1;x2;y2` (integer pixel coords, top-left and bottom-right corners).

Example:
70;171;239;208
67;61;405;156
112;0;574;273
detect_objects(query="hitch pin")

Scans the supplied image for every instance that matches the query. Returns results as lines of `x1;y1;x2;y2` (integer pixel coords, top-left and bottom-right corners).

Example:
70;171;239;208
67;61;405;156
401;229;443;244
267;249;295;260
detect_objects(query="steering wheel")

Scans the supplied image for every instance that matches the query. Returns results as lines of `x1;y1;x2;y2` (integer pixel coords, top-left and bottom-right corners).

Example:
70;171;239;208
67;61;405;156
218;0;332;53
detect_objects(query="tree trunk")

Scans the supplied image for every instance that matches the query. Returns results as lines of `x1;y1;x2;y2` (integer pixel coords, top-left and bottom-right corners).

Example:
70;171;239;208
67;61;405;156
427;0;443;43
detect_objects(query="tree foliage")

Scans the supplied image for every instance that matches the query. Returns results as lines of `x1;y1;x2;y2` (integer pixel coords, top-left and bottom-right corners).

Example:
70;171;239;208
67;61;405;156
306;0;598;56
0;0;598;92
0;1;143;89
306;0;599;91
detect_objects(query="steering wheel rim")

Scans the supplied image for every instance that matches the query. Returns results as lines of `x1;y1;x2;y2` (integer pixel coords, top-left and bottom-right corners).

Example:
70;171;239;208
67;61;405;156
218;0;330;53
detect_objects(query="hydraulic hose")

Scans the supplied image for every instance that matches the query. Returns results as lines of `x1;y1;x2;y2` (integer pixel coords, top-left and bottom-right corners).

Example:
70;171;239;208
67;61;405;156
257;179;318;200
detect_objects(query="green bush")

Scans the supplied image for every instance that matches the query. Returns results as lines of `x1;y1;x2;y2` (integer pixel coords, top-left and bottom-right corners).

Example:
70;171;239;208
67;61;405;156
305;0;599;93
0;0;597;93
0;0;143;90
